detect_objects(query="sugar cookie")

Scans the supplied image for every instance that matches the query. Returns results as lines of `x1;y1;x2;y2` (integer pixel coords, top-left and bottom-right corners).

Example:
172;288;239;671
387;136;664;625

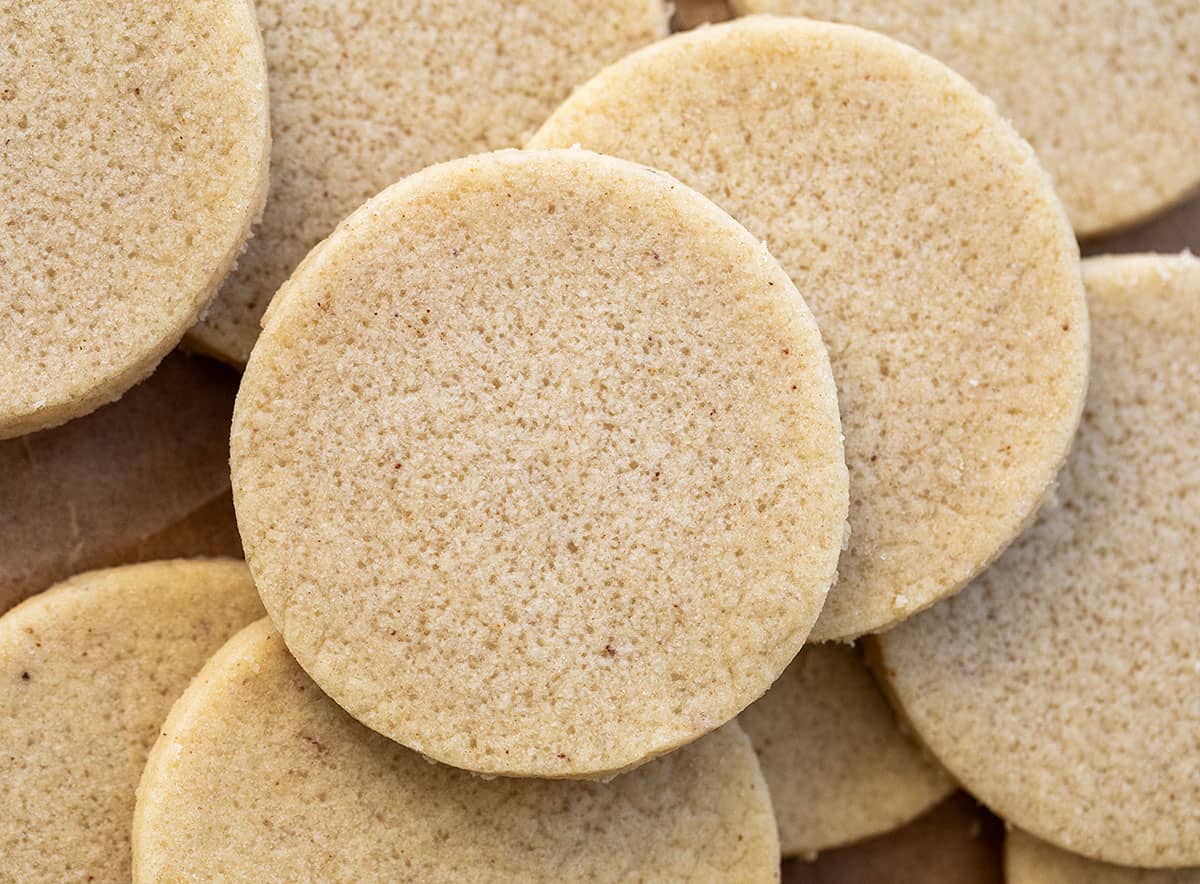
740;643;954;856
530;17;1089;640
0;560;264;881
0;1;269;437
875;254;1200;866
133;620;779;883
1006;830;1200;884
231;148;848;778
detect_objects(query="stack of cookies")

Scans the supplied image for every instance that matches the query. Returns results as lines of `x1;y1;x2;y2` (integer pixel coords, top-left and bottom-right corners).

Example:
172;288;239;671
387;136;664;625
2;1;1197;881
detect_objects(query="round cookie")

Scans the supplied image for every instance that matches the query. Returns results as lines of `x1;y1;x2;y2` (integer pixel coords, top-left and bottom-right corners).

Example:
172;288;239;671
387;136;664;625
186;0;666;366
729;1;1200;237
740;643;955;857
231;148;848;778
0;352;240;613
0;1;270;438
0;560;264;882
1006;831;1200;884
784;793;1004;884
529;17;1089;640
875;254;1200;867
133;619;780;882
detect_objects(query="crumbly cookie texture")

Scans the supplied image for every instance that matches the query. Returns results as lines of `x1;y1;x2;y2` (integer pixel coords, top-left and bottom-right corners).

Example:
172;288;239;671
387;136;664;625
231;148;848;778
876;254;1200;867
530;17;1089;640
740;643;954;856
0;0;269;437
133;620;780;883
732;0;1200;237
1005;830;1200;884
186;0;667;366
0;560;264;882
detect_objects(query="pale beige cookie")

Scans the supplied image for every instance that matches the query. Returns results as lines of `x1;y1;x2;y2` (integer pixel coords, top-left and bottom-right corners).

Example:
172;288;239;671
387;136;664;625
186;0;666;367
0;352;240;614
529;17;1089;640
740;643;954;857
1006;830;1200;884
133;619;780;883
0;1;269;438
875;254;1200;867
0;560;264;882
731;1;1200;237
231;148;848;778
784;793;1004;884
1084;192;1200;257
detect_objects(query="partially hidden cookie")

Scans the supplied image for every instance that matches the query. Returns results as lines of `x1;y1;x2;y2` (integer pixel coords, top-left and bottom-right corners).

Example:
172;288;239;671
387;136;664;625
0;1;270;437
529;17;1089;640
231;148;848;778
133;619;780;883
0;352;241;614
731;1;1200;237
740;643;955;857
784;793;1004;884
1084;192;1200;257
1006;830;1200;884
186;0;667;366
875;254;1200;867
0;560;264;882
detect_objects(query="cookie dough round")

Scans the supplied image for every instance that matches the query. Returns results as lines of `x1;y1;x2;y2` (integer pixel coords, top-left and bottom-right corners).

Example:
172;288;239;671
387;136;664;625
0;1;270;438
1006;830;1200;884
0;352;240;614
231;148;848;778
730;1;1200;237
186;0;666;367
875;254;1200;867
0;560;264;882
133;619;780;882
740;643;954;857
529;17;1089;640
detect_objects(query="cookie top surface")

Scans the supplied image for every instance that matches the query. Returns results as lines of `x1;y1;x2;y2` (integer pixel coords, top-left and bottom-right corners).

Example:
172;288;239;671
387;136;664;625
529;16;1089;640
231;148;848;778
731;1;1200;237
187;0;666;366
0;559;264;882
133;619;780;883
0;352;239;614
1005;830;1200;884
740;643;954;856
0;1;269;437
875;254;1200;867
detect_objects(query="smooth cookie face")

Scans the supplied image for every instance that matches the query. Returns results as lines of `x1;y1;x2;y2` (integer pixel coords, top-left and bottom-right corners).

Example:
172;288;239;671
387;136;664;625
1005;830;1200;884
0;0;269;437
731;0;1200;236
231;148;848;778
0;560;264;882
0;352;241;614
133;620;781;883
186;0;667;366
876;254;1200;867
739;643;954;856
529;17;1089;640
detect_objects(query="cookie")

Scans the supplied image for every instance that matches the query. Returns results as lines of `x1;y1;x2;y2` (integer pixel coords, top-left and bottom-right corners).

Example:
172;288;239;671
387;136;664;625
0;352;240;614
740;643;954;857
731;1;1200;237
784;793;1004;884
133;619;779;882
231;148;848;778
875;254;1200;866
1006;830;1200;884
0;1;270;438
529;17;1089;640
186;0;666;367
1084;193;1200;257
0;560;264;882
